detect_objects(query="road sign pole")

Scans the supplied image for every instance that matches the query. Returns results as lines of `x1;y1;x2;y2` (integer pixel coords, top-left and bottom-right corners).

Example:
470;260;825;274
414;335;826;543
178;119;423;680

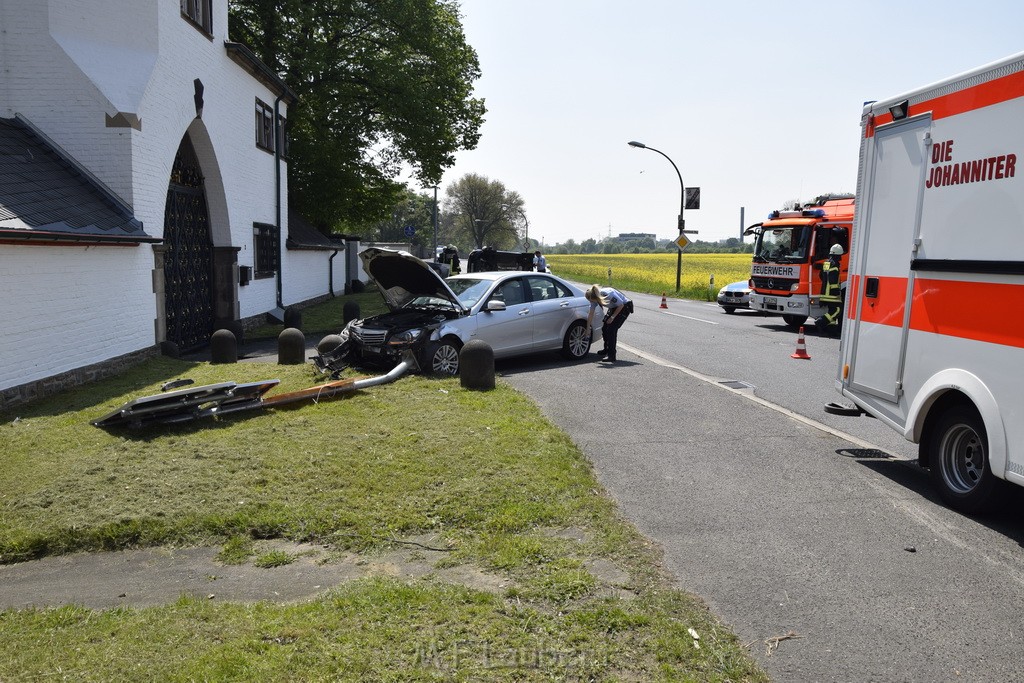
676;216;684;292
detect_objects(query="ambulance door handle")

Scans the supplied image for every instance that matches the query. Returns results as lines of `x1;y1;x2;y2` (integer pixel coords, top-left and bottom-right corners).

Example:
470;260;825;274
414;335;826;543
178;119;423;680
865;277;879;298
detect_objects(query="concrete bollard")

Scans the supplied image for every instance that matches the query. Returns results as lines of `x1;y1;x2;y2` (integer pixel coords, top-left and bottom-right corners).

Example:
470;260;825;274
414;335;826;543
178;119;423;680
459;339;494;391
160;340;180;359
210;328;238;364
317;334;344;355
343;301;361;325
215;320;245;347
278;327;306;365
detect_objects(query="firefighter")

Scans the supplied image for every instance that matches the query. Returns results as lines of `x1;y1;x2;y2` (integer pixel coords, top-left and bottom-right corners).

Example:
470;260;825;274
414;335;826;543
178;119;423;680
439;245;460;274
816;243;844;336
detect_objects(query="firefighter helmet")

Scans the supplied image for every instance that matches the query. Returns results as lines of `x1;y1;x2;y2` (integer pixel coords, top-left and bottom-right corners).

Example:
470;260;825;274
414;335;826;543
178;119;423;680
829;244;844;256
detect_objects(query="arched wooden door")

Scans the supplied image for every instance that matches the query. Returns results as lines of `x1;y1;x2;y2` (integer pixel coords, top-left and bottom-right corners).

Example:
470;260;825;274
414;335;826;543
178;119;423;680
163;136;213;352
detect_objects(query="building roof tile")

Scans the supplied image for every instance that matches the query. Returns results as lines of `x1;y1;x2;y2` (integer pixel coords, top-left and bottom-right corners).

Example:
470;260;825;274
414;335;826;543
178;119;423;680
0;116;157;244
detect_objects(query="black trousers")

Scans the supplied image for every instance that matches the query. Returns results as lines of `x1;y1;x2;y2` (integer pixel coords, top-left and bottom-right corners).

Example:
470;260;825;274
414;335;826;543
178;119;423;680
602;308;630;358
815;299;843;337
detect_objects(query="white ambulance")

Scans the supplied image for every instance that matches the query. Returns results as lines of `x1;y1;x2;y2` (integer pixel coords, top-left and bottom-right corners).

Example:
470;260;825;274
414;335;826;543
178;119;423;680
829;51;1024;514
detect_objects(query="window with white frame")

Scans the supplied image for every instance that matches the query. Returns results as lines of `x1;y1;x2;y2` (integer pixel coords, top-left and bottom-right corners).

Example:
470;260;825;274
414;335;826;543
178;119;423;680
255;99;289;157
255;98;275;153
277;114;289;158
180;0;212;35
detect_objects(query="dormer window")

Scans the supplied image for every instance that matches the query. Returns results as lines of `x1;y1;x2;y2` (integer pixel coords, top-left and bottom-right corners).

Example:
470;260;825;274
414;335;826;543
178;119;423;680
181;0;212;35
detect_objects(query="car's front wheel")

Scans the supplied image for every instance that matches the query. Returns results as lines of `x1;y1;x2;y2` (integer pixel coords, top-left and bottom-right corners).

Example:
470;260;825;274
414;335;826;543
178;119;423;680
561;321;591;360
424;338;461;376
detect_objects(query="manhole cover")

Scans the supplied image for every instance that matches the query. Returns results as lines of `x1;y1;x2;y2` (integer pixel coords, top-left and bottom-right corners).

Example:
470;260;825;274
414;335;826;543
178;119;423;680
838;448;893;459
719;380;754;390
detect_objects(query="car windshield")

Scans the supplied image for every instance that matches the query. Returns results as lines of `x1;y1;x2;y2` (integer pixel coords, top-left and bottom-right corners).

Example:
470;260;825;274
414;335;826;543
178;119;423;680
753;226;809;263
445;278;493;308
407;294;460;311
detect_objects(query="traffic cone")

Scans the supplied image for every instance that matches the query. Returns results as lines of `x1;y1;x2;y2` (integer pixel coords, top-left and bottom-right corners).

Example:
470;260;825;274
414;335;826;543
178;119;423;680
659;293;668;309
791;326;811;360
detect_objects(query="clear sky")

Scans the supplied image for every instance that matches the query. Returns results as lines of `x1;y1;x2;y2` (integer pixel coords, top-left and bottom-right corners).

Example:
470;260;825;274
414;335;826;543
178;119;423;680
435;0;1024;247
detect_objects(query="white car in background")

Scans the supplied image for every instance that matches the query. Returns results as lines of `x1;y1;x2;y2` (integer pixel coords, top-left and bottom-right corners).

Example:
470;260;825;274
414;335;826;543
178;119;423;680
716;280;752;314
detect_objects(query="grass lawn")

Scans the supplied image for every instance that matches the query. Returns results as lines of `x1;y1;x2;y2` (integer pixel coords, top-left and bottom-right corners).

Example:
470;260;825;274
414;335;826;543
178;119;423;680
0;298;767;681
247;290;386;340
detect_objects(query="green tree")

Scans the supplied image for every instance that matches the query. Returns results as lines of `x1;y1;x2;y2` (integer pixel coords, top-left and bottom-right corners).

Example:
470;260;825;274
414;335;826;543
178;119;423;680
560;238;578;254
352;186;435;249
229;0;485;229
443;174;522;249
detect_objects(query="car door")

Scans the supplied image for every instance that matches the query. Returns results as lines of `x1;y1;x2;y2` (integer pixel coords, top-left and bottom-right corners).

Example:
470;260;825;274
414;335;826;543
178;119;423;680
525;275;575;349
473;277;534;356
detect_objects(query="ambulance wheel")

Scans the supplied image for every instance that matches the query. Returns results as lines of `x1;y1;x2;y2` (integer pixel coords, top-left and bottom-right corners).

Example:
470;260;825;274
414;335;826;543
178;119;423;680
783;314;807;329
425;338;461;376
926;403;1005;515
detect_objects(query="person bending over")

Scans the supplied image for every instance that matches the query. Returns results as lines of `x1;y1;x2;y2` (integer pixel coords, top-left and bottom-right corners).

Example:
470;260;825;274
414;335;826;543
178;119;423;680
584;284;632;363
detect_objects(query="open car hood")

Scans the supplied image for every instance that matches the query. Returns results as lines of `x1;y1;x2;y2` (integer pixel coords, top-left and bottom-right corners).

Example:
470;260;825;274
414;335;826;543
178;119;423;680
359;247;467;313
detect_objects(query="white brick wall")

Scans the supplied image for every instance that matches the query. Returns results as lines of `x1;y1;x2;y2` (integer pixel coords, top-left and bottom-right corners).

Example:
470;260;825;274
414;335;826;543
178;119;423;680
283;249;348;306
0;245;154;389
0;0;347;394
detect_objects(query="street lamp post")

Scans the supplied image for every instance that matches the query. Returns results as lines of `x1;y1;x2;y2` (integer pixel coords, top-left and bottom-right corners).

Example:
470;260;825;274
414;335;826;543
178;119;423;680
502;204;529;249
628;140;686;292
431;186;439;257
473;218;484;249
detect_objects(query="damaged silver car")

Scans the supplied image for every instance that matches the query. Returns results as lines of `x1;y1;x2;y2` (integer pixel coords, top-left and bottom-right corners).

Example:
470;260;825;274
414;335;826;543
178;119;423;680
335;248;595;375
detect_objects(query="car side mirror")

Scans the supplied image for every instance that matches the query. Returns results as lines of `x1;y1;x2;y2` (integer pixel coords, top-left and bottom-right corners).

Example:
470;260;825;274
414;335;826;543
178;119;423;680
484;299;506;312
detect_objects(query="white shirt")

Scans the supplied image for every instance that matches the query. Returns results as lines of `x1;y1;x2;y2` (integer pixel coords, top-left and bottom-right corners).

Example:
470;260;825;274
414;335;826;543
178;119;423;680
589;287;627;313
533;254;547;272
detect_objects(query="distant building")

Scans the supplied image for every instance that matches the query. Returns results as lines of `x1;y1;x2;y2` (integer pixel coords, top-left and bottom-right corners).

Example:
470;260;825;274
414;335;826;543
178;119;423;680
615;232;656;242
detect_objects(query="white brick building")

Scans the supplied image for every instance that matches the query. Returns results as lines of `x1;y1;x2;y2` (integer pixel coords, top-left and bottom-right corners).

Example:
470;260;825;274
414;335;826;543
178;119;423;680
0;0;353;407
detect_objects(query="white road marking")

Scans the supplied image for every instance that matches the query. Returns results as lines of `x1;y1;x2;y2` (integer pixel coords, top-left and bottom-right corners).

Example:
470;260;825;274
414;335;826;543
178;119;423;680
618;342;896;454
657;310;719;325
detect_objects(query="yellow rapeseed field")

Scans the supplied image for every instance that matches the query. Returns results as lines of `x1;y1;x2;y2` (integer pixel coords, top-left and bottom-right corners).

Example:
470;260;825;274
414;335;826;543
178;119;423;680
548;253;752;300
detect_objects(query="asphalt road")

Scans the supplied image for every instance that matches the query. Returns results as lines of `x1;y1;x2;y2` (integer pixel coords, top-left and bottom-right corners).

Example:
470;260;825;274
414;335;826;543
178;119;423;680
497;288;1024;682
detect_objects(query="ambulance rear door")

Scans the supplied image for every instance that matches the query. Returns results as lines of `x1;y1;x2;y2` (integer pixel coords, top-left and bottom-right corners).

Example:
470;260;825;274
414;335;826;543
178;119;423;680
845;115;931;404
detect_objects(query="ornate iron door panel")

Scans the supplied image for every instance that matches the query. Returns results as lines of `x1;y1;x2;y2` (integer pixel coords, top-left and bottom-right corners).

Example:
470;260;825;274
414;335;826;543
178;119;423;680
163;138;213;352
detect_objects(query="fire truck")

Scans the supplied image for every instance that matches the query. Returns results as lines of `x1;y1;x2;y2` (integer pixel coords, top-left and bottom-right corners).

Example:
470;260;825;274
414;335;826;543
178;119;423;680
826;51;1024;514
746;195;854;330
